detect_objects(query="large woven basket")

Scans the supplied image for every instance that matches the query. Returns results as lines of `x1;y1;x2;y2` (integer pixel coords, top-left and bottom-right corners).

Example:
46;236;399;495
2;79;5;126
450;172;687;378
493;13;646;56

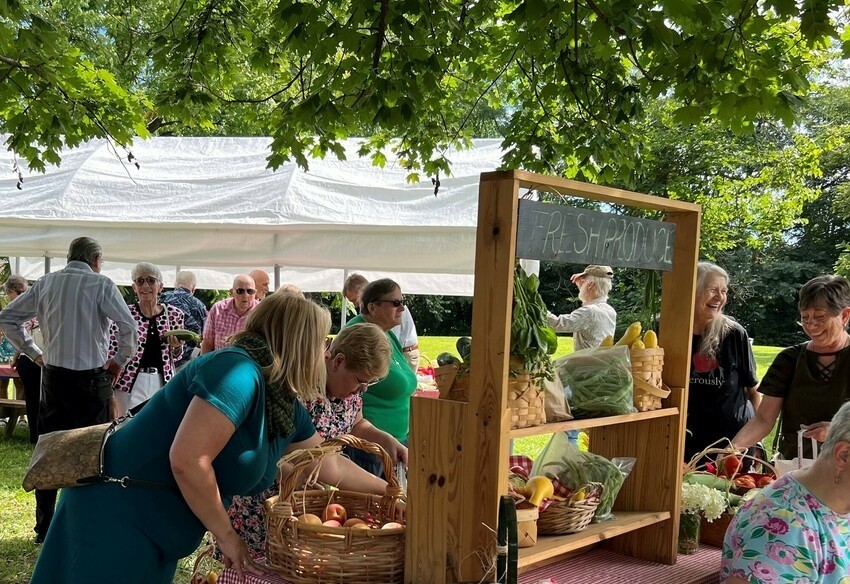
630;347;667;412
436;358;544;428
537;483;603;535
265;435;407;584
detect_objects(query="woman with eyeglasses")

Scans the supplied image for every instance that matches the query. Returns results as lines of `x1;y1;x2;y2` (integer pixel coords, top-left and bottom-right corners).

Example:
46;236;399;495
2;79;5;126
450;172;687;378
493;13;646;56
31;294;390;583
685;262;760;463
342;278;418;476
729;275;850;461
223;322;408;559
107;262;186;416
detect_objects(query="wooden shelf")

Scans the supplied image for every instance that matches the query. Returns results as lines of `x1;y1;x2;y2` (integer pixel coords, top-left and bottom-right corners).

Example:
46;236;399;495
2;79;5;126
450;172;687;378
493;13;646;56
518;511;671;570
510;406;680;438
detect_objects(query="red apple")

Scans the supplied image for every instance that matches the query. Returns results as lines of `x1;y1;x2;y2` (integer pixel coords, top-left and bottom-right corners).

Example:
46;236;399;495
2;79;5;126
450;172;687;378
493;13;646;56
322;519;342;528
323;503;347;524
344;518;367;528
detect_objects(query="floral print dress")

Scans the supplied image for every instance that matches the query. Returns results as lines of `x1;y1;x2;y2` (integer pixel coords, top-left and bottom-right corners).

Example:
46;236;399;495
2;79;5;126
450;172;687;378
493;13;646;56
224;393;362;559
721;473;850;583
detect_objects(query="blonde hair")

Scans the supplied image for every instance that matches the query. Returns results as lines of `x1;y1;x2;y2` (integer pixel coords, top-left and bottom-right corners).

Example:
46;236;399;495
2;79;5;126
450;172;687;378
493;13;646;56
232;294;331;401
278;284;305;298
331;323;391;380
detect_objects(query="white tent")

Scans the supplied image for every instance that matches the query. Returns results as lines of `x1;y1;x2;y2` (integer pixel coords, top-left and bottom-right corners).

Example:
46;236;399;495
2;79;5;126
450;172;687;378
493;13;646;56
0;137;508;294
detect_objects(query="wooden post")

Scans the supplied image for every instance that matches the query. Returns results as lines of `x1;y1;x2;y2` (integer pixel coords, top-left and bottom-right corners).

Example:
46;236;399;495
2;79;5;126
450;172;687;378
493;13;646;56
457;175;519;581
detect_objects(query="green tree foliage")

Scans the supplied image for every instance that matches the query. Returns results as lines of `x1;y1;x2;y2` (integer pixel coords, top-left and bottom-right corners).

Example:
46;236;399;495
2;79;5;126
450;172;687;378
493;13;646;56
1;0;847;181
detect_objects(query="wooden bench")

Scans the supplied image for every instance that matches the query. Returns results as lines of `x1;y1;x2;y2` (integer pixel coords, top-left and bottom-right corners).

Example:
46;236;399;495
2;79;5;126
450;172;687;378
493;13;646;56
0;398;28;437
0;364;27;438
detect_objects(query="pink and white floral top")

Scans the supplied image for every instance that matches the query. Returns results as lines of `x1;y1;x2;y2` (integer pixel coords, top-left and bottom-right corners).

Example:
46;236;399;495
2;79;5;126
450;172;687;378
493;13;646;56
722;473;850;583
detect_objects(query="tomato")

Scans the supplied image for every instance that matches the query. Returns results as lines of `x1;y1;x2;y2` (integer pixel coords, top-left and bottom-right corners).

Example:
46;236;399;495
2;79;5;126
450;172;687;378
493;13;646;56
733;476;756;490
720;456;743;478
756;476;774;488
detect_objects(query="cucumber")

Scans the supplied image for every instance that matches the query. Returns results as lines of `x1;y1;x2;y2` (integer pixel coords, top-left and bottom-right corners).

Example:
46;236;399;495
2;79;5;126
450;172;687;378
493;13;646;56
683;472;734;491
162;329;202;343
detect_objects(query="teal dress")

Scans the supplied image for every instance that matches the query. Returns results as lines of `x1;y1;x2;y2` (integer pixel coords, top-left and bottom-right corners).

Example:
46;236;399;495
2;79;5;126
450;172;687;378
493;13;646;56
30;348;315;584
343;315;417;442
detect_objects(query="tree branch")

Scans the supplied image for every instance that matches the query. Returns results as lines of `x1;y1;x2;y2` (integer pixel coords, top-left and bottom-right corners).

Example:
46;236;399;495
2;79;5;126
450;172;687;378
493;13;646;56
373;0;388;72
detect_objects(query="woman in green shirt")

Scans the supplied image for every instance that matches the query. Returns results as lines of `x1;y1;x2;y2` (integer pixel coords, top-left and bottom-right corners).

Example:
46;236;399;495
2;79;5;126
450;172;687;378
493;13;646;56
344;278;417;476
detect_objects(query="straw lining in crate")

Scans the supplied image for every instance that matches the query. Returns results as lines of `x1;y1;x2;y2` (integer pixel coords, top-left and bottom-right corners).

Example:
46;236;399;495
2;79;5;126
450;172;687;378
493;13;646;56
537;483;604;535
265;435;406;584
630;347;669;411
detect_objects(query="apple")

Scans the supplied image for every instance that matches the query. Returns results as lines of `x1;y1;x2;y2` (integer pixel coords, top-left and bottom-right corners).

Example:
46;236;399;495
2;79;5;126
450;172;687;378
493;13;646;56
297;513;322;525
322;519;342;528
324;503;347;524
381;521;404;530
344;518;367;528
351;522;371;530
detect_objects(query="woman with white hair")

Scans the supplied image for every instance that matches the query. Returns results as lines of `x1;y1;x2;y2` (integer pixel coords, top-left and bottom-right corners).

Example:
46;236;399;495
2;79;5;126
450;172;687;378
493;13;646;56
108;262;186;415
685;261;759;462
721;400;850;583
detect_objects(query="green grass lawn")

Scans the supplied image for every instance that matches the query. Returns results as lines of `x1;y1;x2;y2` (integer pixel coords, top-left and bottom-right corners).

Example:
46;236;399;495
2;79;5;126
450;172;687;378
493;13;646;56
0;336;782;583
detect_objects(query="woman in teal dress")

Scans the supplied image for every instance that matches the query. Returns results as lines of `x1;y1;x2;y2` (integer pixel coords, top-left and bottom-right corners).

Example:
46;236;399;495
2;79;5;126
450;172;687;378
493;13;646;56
30;294;389;584
343;278;417;476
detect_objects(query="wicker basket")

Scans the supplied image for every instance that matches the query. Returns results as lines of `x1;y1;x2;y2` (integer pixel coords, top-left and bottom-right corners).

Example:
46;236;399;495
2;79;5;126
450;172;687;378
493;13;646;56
265;435;406;584
516;505;539;548
630;347;667;411
435;358;544;428
537;483;603;535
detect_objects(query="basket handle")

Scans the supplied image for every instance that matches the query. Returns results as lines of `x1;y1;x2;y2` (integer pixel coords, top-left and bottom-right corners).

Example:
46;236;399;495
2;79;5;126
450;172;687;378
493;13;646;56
633;377;671;398
277;434;404;503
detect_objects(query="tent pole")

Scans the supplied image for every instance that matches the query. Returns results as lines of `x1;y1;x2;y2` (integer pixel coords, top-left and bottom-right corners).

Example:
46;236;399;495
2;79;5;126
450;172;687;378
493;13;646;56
44;256;51;274
13;257;20;274
274;265;281;292
340;269;349;330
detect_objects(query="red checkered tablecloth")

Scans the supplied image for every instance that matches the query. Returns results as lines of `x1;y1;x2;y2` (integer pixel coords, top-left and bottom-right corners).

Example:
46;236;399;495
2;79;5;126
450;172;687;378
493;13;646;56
217;567;289;584
519;545;722;584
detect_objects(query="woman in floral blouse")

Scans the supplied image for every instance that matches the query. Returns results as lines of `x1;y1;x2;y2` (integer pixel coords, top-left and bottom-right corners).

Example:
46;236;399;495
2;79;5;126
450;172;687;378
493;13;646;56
225;322;408;559
722;400;850;583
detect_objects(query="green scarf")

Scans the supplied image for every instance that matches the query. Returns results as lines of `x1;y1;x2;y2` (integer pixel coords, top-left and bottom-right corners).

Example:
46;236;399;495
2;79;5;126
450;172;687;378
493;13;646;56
231;332;296;440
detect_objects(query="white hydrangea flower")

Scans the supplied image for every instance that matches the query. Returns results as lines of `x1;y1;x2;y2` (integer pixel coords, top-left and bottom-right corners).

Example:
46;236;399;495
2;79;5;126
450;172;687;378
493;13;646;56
681;483;726;522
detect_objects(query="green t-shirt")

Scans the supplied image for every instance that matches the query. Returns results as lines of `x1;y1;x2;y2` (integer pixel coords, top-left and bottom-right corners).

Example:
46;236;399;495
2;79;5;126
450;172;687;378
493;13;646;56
345;314;418;441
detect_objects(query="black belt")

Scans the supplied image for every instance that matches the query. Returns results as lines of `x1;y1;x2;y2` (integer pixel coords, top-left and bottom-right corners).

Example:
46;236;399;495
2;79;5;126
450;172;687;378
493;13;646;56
44;365;103;374
137;367;160;374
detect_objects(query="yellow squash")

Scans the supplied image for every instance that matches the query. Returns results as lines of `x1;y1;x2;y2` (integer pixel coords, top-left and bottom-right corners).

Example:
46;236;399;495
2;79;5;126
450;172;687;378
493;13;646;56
616;322;642;346
643;330;658;348
526;476;555;506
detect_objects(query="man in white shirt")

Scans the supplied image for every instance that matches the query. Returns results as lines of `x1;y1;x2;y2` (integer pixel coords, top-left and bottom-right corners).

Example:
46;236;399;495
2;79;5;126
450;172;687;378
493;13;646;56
547;265;617;351
344;273;419;371
0;236;137;542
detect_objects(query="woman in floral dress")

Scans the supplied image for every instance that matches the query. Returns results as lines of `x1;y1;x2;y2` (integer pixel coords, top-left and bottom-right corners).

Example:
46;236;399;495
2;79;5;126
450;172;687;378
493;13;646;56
722;400;850;583
225;322;408;559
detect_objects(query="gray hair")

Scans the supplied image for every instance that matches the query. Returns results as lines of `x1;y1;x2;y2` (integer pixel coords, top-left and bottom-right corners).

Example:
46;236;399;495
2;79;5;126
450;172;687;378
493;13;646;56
695;261;734;359
798;275;850;319
4;275;28;295
360;278;400;315
820;400;850;459
588;274;612;297
67;237;102;266
131;262;163;283
174;270;197;289
344;273;369;295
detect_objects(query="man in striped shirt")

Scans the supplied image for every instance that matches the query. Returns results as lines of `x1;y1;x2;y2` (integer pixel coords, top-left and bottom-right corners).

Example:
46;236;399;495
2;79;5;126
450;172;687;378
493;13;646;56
0;236;137;543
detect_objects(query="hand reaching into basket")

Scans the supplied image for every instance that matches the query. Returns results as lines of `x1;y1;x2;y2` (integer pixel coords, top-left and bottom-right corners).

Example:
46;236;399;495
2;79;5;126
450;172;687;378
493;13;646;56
801;421;830;443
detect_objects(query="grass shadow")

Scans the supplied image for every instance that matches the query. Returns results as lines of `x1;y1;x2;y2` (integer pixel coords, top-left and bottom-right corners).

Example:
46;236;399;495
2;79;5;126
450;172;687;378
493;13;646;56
0;535;40;584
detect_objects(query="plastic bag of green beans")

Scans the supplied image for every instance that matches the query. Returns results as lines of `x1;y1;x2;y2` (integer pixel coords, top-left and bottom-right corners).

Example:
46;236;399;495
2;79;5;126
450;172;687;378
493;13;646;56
556;345;636;418
531;431;636;521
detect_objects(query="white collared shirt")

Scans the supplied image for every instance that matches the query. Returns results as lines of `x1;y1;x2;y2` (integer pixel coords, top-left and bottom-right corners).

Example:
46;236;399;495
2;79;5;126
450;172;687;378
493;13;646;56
391;306;418;348
547;297;617;351
0;261;138;369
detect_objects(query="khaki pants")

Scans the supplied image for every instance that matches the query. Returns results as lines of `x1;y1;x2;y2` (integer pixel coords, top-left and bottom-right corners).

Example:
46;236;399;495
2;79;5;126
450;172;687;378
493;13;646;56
403;348;420;372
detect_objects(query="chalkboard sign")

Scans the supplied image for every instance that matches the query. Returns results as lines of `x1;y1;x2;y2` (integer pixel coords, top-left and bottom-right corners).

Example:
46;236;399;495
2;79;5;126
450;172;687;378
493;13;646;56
516;199;677;270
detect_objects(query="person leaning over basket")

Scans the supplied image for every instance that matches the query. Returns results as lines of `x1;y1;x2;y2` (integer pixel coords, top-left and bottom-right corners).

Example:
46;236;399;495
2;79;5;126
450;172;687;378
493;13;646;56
728;275;850;461
546;265;617;351
30;294;390;584
721;400;850;583
224;322;408;560
685;262;760;463
342;278;418;476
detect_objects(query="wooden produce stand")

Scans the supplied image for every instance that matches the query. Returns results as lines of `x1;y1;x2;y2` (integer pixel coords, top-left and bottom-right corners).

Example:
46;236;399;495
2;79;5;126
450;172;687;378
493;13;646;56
405;170;701;583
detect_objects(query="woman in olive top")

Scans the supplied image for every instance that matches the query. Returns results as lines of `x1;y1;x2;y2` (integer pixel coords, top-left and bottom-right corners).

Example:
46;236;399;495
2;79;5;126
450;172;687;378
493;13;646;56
731;275;850;459
344;278;417;476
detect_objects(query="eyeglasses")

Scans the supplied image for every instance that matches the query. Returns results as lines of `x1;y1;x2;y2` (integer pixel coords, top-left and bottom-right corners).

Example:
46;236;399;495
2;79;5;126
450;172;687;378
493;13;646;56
324;337;333;350
355;376;383;389
375;298;406;308
235;288;256;295
133;277;159;286
798;315;831;327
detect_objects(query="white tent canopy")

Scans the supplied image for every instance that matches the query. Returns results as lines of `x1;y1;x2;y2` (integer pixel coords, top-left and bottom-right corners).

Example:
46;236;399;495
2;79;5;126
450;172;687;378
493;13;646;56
0;137;507;293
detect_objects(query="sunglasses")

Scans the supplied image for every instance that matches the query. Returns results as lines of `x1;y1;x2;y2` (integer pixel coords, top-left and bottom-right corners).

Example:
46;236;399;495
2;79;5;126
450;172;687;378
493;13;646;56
235;288;256;295
133;276;159;286
375;298;406;308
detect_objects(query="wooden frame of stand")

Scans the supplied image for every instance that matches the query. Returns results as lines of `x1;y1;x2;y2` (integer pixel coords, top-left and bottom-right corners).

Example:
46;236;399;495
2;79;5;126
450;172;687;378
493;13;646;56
405;170;702;583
